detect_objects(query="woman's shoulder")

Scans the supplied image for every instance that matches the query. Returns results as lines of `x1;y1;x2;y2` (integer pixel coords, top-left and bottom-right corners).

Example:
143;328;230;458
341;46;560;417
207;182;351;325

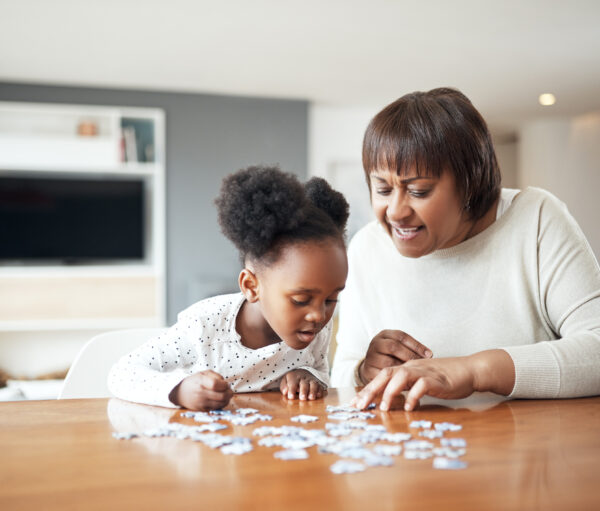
506;187;576;228
512;186;567;210
505;187;590;247
348;221;391;253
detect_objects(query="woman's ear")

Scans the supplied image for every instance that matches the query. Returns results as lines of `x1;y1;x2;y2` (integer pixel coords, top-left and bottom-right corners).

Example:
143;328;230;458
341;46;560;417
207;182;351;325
238;268;259;302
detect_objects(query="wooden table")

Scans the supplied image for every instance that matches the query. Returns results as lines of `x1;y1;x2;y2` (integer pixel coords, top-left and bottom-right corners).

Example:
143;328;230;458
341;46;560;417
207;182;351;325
1;389;599;511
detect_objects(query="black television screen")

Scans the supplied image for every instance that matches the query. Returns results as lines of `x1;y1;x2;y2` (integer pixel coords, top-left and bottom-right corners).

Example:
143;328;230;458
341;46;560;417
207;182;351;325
0;175;145;262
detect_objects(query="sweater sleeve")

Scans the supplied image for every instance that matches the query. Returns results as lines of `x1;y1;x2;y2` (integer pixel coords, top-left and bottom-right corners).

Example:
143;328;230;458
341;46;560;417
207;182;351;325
502;193;600;398
107;318;201;408
330;235;372;388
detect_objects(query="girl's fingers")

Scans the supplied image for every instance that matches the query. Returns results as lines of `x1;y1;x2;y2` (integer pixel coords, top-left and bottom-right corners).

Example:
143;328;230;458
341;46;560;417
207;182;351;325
196;388;232;405
287;378;299;400
299;379;310;400
308;379;320;400
199;397;232;411
199;372;230;392
280;375;288;395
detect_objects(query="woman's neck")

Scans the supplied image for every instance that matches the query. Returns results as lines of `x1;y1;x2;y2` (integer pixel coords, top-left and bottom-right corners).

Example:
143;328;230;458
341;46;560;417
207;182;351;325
235;300;281;350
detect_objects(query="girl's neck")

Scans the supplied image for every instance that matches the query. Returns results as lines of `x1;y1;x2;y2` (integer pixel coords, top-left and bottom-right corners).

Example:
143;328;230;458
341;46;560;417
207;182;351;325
235;300;281;350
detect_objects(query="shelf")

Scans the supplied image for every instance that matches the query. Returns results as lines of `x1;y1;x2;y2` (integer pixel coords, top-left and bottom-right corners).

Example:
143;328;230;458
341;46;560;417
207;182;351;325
0;101;165;170
0;317;165;332
0;101;167;335
0;264;159;277
0;134;119;169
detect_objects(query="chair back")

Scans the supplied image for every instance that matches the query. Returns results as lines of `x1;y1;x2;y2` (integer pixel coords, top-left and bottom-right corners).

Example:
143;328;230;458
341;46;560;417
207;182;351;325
58;327;167;399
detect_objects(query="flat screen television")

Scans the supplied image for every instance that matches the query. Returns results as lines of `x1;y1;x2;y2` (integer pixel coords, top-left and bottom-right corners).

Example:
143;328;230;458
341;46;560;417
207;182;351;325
0;174;145;263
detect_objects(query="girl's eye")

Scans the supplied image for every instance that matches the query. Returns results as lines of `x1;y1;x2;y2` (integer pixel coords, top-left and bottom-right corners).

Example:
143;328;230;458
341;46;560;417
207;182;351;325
291;298;310;306
375;188;392;196
325;299;338;306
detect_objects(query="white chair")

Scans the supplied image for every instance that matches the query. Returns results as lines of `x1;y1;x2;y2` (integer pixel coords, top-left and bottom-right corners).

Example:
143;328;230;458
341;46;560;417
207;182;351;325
58;327;168;399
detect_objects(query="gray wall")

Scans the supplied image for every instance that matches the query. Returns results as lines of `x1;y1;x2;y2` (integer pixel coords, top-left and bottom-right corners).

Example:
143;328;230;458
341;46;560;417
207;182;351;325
0;82;308;323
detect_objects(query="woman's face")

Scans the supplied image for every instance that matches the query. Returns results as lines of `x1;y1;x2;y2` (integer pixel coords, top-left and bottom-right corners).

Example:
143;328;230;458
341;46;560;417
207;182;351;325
370;167;475;258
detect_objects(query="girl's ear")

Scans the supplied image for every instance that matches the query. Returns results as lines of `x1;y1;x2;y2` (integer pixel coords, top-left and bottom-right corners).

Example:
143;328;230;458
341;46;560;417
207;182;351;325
238;268;259;303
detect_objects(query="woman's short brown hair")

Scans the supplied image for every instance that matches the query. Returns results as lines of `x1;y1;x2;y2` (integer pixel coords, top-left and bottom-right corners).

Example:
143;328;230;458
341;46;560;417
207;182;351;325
362;87;501;220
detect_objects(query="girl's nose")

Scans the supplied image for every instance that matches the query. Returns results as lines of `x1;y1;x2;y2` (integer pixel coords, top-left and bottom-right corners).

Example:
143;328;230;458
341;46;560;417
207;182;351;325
305;303;326;324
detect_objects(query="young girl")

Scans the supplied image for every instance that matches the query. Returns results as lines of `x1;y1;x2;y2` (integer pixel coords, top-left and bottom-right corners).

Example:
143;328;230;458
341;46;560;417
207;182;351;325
108;165;349;410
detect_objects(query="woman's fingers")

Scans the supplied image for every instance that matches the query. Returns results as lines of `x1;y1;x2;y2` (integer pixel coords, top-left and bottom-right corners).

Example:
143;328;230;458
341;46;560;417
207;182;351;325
379;368;412;411
353;367;397;409
402;377;431;411
382;331;433;360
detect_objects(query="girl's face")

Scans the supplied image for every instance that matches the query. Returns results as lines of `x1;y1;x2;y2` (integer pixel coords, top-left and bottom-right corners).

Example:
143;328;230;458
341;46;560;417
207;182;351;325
369;167;476;258
252;239;348;350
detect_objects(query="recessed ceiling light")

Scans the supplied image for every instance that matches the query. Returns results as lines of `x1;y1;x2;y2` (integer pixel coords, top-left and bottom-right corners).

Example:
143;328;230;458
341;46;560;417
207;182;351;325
539;93;556;106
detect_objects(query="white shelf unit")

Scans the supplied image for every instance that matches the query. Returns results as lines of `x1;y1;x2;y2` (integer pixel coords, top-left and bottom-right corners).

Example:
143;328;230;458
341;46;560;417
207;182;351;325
0;101;166;373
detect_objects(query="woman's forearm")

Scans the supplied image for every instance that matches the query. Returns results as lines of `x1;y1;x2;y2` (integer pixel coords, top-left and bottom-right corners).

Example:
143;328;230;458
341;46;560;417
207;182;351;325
469;349;516;396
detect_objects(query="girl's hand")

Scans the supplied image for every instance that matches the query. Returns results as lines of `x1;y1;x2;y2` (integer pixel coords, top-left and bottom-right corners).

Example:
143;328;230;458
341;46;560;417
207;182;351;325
352;350;515;411
359;330;433;384
280;369;325;401
169;370;233;411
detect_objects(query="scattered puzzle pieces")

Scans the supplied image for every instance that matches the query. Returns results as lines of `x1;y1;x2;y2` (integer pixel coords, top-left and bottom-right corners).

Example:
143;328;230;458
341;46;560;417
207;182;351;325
112;402;468;471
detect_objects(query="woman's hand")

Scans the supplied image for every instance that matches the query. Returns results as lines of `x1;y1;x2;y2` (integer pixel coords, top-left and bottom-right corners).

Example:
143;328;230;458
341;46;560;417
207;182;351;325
358;330;433;384
169;370;233;411
352;350;515;411
280;369;325;401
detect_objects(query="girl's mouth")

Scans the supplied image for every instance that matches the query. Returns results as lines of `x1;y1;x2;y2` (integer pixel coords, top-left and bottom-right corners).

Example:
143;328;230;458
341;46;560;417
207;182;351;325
297;330;317;343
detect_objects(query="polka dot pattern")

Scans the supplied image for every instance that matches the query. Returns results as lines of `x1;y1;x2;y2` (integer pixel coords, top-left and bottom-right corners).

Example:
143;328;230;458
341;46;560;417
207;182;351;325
108;293;331;408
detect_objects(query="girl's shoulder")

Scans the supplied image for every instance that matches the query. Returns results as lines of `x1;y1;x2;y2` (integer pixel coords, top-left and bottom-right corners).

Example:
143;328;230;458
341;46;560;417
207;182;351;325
177;292;244;323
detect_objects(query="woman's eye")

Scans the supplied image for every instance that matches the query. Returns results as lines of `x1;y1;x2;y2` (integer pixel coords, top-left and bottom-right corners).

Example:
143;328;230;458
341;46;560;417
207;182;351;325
408;189;430;198
325;299;338;306
375;188;392;196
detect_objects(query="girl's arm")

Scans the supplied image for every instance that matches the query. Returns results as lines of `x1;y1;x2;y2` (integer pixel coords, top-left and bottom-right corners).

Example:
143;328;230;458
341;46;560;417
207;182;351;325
107;322;200;408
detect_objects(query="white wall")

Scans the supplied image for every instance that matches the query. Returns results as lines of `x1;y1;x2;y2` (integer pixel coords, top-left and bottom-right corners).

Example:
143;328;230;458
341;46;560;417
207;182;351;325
494;137;519;189
309;104;377;238
518;112;600;258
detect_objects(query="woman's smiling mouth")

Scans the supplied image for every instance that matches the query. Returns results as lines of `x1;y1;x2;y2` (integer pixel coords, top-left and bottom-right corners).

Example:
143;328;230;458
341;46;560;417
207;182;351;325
391;224;424;240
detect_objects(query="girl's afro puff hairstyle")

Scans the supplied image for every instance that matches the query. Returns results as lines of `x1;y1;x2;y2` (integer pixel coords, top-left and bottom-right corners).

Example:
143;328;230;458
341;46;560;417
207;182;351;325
215;165;349;265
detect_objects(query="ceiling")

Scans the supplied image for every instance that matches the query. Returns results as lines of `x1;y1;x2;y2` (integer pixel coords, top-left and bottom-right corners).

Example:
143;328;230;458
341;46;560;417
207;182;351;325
1;0;600;135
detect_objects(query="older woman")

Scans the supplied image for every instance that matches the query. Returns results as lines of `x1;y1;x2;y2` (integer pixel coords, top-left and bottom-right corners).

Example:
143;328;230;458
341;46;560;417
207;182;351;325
330;87;600;411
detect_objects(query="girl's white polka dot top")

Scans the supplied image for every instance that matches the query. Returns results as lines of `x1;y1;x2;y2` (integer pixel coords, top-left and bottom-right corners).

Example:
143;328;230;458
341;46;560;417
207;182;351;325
107;293;331;408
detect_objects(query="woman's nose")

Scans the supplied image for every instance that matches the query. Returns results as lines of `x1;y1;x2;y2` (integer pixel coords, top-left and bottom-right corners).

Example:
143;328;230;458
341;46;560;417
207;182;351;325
387;191;412;221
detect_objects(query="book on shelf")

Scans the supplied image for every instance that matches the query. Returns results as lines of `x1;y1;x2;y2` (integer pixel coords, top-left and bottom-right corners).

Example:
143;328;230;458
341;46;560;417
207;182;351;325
122;125;138;163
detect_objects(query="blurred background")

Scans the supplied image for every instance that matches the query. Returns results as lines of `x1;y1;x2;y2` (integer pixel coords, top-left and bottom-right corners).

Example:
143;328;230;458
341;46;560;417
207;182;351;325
1;0;599;396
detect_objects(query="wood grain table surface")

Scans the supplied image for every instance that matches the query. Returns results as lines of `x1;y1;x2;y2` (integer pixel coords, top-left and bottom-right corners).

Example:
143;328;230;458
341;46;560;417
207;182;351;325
1;388;599;511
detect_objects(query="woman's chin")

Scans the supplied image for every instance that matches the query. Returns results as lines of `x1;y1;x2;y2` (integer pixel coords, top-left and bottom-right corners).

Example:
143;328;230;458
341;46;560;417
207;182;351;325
392;239;429;258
